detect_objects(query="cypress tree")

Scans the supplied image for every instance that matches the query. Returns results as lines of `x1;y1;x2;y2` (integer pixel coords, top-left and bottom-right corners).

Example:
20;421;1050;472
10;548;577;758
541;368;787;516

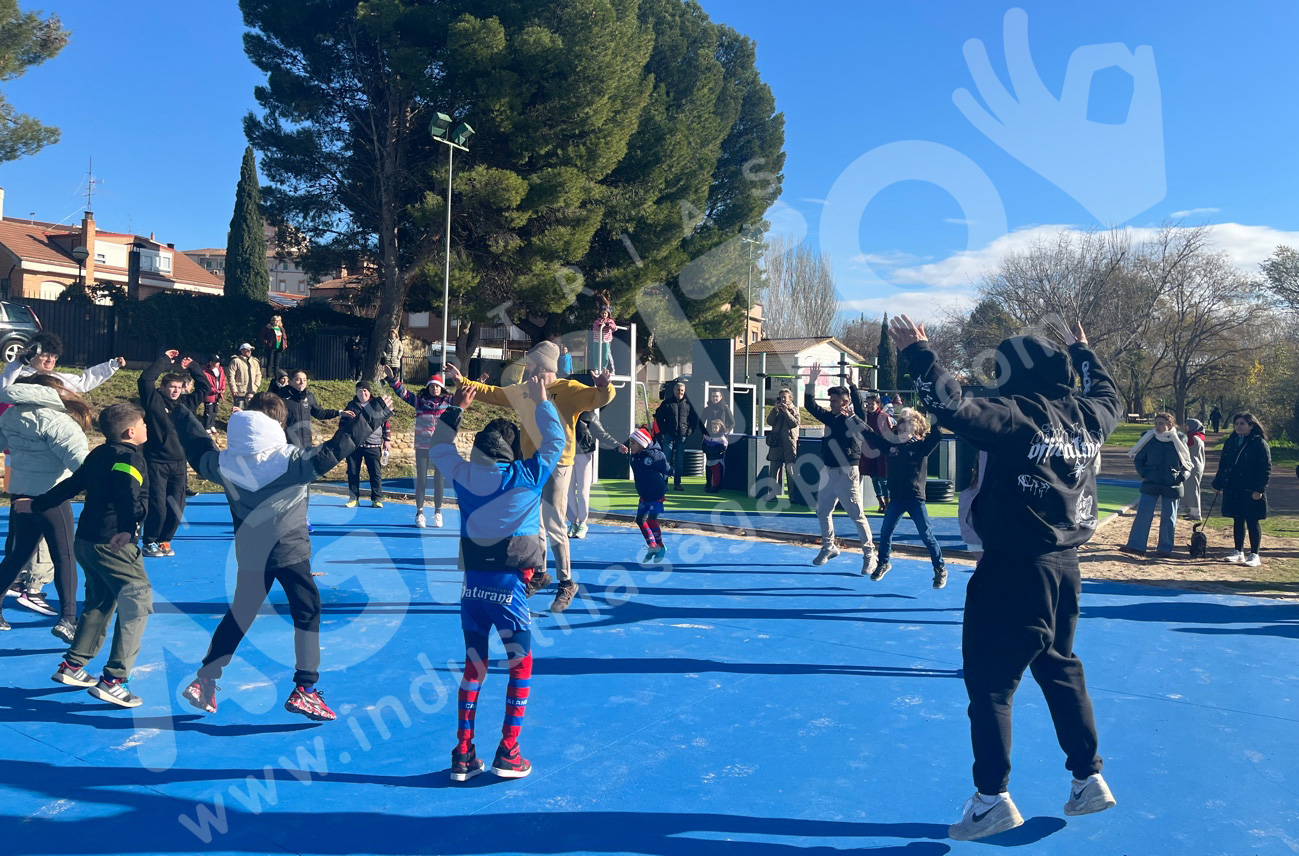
876;314;896;391
225;145;269;303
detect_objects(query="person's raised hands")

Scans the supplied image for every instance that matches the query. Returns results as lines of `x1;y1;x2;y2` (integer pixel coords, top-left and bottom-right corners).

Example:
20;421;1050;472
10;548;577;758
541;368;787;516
888;315;928;351
453;384;476;410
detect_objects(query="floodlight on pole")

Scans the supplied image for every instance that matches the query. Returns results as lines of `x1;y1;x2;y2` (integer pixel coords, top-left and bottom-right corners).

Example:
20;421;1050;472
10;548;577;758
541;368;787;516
430;114;472;370
740;230;762;383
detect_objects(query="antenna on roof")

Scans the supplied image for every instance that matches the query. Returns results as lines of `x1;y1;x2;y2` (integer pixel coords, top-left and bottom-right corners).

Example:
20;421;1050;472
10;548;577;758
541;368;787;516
84;157;104;212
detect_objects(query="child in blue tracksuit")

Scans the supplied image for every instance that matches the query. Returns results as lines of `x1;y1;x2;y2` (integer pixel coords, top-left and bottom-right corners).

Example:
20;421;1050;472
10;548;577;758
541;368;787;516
429;376;564;784
620;427;672;562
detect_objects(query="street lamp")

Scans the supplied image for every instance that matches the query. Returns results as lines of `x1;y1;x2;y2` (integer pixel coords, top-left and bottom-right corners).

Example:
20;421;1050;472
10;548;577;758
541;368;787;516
71;245;89;289
429;112;475;370
740;230;762;383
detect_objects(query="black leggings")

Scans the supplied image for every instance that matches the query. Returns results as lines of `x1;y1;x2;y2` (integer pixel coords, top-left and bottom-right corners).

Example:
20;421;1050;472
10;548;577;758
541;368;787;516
0;500;77;619
1232;517;1262;554
414;447;445;511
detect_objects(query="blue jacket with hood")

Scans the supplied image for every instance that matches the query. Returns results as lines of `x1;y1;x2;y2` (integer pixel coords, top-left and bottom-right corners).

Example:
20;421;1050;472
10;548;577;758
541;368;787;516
429;399;564;572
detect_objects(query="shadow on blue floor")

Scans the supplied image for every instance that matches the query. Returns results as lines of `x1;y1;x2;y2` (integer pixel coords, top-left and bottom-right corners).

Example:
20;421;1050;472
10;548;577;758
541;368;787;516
0;493;1295;856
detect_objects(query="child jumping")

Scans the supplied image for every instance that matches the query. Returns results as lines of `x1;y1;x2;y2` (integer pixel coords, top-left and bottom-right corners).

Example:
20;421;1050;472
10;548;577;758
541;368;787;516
804;362;877;575
863;407;947;588
175;390;392;721
27;403;151;707
428;375;564;781
385;366;452;528
620;427;671;563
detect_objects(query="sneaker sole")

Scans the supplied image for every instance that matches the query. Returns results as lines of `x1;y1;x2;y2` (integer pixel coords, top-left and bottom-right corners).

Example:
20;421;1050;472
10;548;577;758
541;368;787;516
284;702;336;721
52;673;96;688
450;762;485;782
1064;795;1116;816
88;686;142;708
949;812;1024;841
182;690;217;714
17;599;57;617
492;764;532;779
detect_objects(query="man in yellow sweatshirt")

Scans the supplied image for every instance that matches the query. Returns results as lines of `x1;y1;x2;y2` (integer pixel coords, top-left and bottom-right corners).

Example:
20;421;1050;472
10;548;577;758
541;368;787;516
444;341;615;612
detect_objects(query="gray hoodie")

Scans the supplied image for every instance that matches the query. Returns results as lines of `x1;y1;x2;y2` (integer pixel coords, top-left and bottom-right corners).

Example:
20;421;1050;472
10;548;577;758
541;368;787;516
0;382;88;496
173;399;391;568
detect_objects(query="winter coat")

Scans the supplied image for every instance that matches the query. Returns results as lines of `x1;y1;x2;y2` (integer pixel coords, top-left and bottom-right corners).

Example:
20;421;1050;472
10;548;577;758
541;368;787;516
1186;418;1207;477
382;336;404;367
429;400;564;572
1212;432;1271;521
863;428;944;502
1133;432;1190;498
805;385;869;469
344;397;391;447
905;337;1122;551
0;357;121;394
388;378;451;450
176;399;391;568
32;441;147;544
655;397;698;440
272;384;340;448
458;377;616;468
630;441;673;499
0;382;89;496
701;401;735;436
203;365;228;404
260;324;287;351
765;402;800;464
575;410;618;455
858;409;895;478
139;354;211;464
228;353;263;399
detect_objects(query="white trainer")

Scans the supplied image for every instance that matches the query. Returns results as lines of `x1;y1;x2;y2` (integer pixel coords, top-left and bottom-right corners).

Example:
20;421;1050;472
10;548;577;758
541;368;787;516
415;511;426;528
1243;552;1262;567
948;792;1024;841
1063;773;1116;816
1224;550;1244;564
433;512;444;528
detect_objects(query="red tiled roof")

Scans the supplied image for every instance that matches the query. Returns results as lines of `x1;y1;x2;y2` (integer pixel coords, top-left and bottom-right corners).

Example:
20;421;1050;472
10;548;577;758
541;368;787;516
0;219;79;267
738;337;865;362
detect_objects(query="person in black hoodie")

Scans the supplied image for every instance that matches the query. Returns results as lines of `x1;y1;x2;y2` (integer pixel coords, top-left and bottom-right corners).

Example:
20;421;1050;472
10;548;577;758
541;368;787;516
139;349;210;558
863;407;947;587
25;403;151;708
343;382;391;507
654;382;696;491
273;369;340;448
1212;411;1271;566
891;315;1121;842
804;362;877;575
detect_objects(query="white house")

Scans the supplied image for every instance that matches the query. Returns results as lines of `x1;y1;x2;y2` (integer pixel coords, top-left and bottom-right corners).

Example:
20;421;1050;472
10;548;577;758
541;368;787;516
737;337;872;403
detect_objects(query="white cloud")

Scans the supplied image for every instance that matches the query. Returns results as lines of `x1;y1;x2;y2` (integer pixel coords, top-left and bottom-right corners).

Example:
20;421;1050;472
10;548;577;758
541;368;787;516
838;291;978;323
943;218;973;225
1170;207;1221;218
849;250;926;267
764;201;808;242
799;197;829;206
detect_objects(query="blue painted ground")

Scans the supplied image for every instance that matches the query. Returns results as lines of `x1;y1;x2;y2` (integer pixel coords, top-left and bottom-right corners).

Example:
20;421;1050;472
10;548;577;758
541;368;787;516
1;493;1296;855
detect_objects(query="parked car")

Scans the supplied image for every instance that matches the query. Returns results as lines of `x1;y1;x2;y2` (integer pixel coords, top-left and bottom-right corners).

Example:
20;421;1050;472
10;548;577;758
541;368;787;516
0;301;42;363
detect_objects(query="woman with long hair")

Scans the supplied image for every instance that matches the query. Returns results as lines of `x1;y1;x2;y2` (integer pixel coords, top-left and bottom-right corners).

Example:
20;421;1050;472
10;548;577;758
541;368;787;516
0;375;93;636
1212;411;1271;567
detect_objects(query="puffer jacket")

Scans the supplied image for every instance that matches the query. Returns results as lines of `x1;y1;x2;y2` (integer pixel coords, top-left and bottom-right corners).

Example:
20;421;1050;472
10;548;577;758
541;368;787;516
0;383;89;496
655;396;697;439
228;353;263;398
387;378;451;450
1133;432;1191;498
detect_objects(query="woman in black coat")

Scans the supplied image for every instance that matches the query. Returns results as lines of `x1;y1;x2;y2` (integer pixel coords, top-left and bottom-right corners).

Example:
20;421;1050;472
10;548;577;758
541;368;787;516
1212;411;1270;566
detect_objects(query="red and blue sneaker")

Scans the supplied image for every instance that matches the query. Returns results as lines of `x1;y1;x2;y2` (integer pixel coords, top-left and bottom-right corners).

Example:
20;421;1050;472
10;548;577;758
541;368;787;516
183;677;219;713
284;685;337;721
491;741;532;779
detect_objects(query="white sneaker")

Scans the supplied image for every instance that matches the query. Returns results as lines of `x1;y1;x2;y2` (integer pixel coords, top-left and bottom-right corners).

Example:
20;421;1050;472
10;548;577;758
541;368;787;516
573;522;588;539
1224;550;1245;564
415;511;426;528
1244;552;1262;567
1063;773;1116;816
812;545;841;566
433;512;444;528
949;792;1024;841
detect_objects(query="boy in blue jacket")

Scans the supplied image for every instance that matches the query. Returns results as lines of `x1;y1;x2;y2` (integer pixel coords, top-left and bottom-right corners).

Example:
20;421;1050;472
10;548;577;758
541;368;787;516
429;373;564;782
618;427;672;563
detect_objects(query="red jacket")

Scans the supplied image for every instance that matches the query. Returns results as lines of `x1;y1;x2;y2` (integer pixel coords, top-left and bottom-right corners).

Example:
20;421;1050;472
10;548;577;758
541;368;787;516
858;409;895;478
203;366;227;403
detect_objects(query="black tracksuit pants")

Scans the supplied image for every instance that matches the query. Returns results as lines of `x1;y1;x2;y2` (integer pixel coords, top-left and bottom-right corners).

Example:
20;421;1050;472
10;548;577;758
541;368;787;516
197;560;321;687
347;445;384;502
962;544;1103;794
145;458;188;544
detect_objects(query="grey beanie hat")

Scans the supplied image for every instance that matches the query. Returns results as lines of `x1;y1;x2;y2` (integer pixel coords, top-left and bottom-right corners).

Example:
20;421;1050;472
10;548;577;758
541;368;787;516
527;341;560;373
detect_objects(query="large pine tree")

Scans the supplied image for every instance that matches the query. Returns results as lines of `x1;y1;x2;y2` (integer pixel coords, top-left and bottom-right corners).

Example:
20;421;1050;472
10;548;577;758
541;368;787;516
876;314;896;391
225;145;270;303
0;0;68;162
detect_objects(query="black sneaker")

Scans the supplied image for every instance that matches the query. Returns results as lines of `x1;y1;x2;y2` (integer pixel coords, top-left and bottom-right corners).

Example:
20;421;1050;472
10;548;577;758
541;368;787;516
52;661;97;687
0;609;9;631
89;676;142;708
491;742;532;778
16;591;56;616
51;618;76;644
550;579;577;613
450;744;485;782
524;570;552;598
183;677;219;713
871;559;891;581
933;566;948;589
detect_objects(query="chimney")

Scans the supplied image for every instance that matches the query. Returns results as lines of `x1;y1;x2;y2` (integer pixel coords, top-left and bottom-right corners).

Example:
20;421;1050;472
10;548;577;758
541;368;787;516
80;212;97;286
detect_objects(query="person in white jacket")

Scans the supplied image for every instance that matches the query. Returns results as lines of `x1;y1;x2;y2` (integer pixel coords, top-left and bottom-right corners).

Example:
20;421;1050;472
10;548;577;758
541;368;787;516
1;333;123;615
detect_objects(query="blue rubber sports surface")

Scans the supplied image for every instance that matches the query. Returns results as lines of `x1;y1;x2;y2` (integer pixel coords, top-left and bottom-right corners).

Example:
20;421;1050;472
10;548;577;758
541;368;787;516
0;493;1295;854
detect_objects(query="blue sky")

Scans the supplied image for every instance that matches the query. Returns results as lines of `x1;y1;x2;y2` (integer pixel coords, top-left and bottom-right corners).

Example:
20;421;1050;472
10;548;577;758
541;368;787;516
1;1;1295;320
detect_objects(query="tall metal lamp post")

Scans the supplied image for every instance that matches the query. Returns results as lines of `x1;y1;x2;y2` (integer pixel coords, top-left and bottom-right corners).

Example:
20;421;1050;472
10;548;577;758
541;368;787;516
429;113;474;370
740;231;762;383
